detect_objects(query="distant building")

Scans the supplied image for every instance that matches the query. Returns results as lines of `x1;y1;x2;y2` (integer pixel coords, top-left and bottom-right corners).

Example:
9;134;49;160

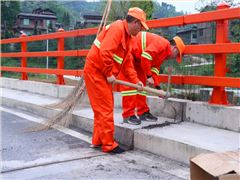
13;8;59;36
176;25;198;44
176;23;214;44
197;23;214;44
75;13;103;29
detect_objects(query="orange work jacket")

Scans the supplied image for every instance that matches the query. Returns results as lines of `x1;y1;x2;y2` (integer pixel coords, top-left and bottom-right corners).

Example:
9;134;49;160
132;32;172;78
86;20;139;84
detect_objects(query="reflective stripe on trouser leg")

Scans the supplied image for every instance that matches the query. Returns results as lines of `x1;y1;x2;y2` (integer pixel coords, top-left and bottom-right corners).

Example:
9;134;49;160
84;70;118;152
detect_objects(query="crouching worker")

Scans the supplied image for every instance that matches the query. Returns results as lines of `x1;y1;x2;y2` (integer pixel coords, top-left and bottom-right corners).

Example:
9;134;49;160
121;32;185;125
83;7;149;154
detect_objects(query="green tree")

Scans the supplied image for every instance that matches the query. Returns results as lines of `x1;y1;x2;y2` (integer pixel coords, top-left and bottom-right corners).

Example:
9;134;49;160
196;0;240;77
153;2;183;18
62;11;70;30
107;0;154;22
1;1;20;39
129;0;153;19
228;19;240;77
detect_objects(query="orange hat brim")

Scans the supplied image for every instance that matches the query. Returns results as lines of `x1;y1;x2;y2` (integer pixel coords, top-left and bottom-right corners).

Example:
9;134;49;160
141;21;149;30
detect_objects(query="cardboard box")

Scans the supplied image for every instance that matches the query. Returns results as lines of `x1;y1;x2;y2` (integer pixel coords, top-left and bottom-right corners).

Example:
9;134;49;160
190;151;240;180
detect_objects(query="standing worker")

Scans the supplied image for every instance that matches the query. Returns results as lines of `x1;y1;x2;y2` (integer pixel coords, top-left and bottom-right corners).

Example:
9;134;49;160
121;32;185;125
84;7;149;154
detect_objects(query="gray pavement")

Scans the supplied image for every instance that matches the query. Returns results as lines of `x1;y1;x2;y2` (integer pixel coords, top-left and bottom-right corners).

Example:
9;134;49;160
1;107;189;180
1;85;239;165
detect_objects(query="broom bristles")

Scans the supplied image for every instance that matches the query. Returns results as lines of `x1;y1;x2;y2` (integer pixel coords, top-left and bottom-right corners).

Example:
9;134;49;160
45;77;85;109
27;77;86;132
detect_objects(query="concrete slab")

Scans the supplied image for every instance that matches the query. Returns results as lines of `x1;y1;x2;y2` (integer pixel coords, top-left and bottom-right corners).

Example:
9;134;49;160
0;77;74;99
134;122;240;164
185;101;240;132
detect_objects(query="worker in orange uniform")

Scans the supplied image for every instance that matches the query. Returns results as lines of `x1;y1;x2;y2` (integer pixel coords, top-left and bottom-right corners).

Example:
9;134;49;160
83;7;149;154
121;32;185;125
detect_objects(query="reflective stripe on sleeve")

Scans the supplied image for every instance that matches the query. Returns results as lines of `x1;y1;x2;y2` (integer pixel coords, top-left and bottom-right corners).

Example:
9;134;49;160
141;32;146;51
106;24;110;30
141;51;152;60
113;54;123;64
151;67;159;75
93;38;101;48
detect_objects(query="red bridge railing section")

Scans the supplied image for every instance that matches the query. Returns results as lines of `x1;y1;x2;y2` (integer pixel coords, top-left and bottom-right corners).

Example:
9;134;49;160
1;4;240;105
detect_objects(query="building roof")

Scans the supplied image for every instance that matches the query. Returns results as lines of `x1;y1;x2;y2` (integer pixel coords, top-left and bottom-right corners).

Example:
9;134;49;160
177;25;197;34
82;13;102;20
17;13;57;19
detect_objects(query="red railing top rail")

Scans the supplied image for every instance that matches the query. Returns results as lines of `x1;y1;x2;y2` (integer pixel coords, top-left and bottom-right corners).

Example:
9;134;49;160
1;7;239;45
147;7;240;28
0;27;98;44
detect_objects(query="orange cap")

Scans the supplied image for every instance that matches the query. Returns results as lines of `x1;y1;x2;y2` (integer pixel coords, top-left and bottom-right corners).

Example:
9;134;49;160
173;36;185;63
128;7;149;30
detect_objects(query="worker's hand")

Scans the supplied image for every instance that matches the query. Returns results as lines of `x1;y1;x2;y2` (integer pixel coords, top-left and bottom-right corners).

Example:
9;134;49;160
107;75;116;84
136;81;144;91
147;76;154;86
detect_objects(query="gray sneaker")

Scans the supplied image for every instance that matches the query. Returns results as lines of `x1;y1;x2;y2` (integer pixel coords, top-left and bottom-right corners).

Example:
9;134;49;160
139;111;158;122
123;115;141;125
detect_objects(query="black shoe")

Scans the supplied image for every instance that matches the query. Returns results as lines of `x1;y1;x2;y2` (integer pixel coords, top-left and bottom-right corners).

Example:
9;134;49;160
123;115;141;125
110;146;125;154
139;111;158;122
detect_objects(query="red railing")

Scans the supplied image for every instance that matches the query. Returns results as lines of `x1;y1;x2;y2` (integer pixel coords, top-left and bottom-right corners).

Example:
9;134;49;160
1;4;240;105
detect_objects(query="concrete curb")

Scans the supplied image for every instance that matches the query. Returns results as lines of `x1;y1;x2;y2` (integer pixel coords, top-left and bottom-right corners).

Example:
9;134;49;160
134;129;211;164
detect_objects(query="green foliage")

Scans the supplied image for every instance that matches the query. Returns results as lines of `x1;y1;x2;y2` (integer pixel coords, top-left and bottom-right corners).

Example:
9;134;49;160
228;19;240;77
107;0;154;21
1;1;21;39
196;0;240;77
62;1;104;20
195;0;238;12
129;0;154;19
62;12;70;30
152;1;183;18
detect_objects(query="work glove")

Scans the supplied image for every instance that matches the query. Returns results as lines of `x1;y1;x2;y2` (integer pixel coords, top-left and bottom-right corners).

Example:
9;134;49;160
107;75;116;84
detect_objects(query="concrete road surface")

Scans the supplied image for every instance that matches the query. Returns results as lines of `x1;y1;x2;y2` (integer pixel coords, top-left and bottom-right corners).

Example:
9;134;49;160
1;106;189;180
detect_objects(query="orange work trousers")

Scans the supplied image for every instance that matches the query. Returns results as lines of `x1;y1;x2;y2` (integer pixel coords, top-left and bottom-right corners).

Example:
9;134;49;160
84;65;118;152
121;62;149;118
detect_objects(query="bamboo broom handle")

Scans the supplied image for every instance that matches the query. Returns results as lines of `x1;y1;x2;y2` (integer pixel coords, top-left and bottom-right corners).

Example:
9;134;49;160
115;79;167;97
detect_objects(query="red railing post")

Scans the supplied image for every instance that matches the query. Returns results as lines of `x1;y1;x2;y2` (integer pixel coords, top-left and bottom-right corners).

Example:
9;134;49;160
20;33;28;80
56;28;65;85
209;3;230;105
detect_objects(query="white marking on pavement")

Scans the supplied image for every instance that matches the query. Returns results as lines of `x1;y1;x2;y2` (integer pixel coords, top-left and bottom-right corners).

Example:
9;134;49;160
0;106;92;144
